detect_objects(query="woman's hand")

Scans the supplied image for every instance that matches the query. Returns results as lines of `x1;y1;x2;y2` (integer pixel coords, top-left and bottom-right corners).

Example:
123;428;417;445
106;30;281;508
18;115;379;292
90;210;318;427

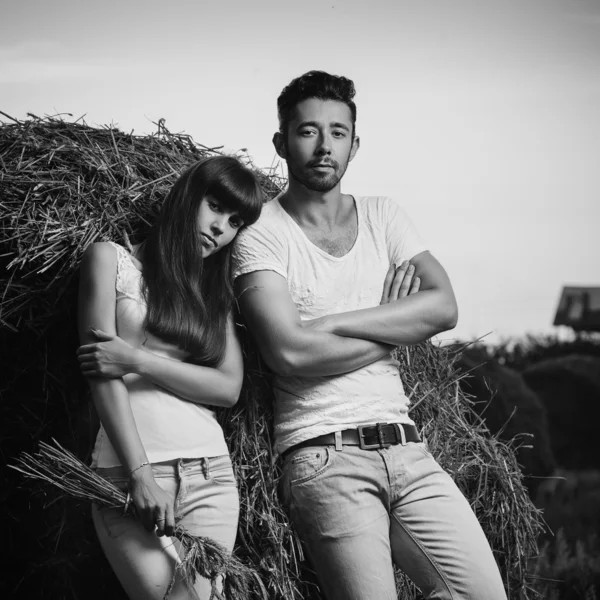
380;261;420;304
129;465;175;537
77;329;140;378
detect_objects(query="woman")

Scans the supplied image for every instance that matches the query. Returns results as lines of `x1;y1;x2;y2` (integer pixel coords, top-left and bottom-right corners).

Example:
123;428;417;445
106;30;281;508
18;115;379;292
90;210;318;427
76;155;263;599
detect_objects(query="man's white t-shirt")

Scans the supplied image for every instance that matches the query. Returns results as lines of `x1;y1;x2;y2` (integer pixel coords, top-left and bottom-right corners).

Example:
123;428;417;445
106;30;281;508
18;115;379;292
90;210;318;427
232;195;428;454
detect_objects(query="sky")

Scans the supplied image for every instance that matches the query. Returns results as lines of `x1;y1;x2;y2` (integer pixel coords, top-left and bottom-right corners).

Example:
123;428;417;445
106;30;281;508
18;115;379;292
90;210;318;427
1;0;599;343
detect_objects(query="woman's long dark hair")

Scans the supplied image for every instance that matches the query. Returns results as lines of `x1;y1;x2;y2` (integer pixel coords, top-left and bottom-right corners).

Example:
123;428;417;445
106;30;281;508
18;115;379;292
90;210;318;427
142;156;263;366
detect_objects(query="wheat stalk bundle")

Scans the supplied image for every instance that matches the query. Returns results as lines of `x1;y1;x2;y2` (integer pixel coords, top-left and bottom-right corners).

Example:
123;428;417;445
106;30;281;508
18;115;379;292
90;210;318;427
10;439;264;600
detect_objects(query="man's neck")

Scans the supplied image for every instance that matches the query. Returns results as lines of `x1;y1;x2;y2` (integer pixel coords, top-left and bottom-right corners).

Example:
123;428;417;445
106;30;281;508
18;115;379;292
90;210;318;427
280;180;349;230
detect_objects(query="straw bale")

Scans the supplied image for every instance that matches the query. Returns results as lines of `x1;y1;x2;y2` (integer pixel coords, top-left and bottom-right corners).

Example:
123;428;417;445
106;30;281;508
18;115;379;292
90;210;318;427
1;114;543;599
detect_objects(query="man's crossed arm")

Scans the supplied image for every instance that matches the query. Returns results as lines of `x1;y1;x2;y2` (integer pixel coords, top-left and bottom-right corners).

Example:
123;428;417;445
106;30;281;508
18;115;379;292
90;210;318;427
235;251;457;378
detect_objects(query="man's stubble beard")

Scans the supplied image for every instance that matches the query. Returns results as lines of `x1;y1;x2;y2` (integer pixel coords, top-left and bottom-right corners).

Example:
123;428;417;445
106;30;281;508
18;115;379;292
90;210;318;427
286;154;351;193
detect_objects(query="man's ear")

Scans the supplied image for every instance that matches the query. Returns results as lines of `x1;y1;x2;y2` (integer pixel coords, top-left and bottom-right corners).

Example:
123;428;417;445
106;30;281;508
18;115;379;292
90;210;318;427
349;135;360;162
273;132;287;159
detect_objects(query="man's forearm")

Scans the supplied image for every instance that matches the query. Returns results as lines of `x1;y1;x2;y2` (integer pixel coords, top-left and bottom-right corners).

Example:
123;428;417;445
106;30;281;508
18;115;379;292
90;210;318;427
282;331;394;377
325;289;458;346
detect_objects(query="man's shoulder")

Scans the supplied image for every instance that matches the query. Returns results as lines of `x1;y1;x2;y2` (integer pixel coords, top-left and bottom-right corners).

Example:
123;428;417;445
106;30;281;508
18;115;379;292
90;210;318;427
356;195;403;220
233;197;290;259
239;198;286;236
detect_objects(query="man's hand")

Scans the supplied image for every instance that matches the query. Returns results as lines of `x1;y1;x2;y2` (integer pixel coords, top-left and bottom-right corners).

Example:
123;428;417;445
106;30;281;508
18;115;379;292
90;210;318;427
302;262;420;332
77;329;140;378
380;260;420;304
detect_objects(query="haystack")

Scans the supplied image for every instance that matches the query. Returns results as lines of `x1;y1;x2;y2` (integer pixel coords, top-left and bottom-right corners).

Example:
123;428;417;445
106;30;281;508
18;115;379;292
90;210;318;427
1;113;543;599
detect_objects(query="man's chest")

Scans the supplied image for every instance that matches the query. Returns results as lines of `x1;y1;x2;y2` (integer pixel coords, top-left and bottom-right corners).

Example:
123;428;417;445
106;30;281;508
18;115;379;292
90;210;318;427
286;235;390;319
300;220;358;258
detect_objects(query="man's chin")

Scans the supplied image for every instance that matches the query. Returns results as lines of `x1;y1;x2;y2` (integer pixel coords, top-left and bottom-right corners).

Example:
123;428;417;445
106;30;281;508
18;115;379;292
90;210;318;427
300;173;340;193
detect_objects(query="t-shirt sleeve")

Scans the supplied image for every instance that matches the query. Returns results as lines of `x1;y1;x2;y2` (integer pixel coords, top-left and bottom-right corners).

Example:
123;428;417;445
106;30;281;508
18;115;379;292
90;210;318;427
231;220;288;280
384;197;428;265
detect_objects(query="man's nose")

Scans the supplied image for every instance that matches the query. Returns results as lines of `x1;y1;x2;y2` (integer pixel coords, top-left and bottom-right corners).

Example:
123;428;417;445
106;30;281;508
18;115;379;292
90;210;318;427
316;133;332;154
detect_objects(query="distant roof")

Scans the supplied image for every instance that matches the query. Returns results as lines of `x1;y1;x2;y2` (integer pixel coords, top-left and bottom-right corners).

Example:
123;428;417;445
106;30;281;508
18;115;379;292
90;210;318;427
553;286;600;332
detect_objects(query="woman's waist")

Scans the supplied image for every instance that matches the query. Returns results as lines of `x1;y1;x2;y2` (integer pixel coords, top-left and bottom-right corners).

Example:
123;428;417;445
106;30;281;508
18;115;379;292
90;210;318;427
95;454;233;481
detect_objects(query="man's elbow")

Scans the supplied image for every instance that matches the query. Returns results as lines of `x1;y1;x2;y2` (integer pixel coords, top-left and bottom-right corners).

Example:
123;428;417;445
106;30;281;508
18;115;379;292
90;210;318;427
263;347;305;377
436;298;458;332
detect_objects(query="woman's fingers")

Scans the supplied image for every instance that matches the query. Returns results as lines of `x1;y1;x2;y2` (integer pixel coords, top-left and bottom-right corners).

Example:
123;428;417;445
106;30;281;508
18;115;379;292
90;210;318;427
154;510;167;537
163;503;175;537
76;343;96;356
138;505;156;532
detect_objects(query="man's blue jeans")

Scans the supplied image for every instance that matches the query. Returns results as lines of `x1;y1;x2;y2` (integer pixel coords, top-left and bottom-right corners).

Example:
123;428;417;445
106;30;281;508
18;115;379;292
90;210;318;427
280;441;507;600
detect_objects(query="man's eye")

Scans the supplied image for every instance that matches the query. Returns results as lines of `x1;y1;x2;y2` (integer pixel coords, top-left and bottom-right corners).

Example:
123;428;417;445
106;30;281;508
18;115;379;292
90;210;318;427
300;129;315;136
332;131;346;138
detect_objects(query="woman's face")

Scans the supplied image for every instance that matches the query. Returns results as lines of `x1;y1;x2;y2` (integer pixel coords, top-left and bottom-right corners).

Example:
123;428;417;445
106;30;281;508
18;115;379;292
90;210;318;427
197;195;244;258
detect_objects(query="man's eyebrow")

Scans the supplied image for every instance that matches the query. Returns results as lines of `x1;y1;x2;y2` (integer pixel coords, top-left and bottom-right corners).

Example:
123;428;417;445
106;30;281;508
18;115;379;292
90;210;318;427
296;121;351;131
331;122;350;131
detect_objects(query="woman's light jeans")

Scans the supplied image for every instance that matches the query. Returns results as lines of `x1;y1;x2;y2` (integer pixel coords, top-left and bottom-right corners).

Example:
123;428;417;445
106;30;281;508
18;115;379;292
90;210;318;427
280;441;508;600
92;455;239;600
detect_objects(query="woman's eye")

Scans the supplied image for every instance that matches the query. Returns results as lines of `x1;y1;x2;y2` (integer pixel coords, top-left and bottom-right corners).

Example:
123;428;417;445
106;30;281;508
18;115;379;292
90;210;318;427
229;217;243;229
209;201;222;212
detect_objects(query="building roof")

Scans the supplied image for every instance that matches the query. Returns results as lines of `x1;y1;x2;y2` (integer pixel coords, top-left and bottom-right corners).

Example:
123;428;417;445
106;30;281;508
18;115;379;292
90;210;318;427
553;286;600;332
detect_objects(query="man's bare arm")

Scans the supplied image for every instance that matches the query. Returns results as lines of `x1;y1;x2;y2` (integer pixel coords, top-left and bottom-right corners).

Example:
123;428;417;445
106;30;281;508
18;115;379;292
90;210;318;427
313;251;458;346
235;271;394;377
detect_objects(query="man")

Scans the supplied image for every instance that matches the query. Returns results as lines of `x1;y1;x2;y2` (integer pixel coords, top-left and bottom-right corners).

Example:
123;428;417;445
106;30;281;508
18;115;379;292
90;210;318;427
233;71;506;600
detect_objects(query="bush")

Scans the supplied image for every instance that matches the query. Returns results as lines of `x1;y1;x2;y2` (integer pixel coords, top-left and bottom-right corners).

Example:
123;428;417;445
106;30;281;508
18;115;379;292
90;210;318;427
523;356;600;470
458;345;555;494
530;470;600;599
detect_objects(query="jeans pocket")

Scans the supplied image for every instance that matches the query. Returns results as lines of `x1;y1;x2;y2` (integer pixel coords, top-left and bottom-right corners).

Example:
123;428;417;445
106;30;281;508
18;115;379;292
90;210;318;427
209;458;237;487
289;447;331;486
94;505;137;540
414;441;433;459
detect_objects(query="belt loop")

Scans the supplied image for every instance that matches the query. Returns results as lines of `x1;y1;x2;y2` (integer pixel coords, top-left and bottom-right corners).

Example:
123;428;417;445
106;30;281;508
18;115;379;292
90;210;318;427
334;431;343;451
399;424;407;446
202;457;211;480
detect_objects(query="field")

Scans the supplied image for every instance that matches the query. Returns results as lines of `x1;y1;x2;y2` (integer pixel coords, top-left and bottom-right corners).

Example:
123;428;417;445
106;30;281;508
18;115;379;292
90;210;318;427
458;335;600;599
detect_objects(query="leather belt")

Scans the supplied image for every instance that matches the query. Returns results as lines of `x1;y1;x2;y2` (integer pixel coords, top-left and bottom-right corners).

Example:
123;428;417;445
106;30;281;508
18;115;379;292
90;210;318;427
281;422;421;460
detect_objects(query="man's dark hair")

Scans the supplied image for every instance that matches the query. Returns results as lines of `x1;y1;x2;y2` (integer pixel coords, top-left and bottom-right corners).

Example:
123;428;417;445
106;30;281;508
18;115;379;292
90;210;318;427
277;70;357;137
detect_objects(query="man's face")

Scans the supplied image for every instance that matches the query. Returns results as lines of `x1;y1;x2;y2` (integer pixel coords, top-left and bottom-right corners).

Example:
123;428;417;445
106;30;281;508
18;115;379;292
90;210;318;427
279;98;359;193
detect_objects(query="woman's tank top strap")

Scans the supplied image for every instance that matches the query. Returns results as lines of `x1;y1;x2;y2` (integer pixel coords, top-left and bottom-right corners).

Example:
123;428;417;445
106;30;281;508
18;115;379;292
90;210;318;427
106;241;142;301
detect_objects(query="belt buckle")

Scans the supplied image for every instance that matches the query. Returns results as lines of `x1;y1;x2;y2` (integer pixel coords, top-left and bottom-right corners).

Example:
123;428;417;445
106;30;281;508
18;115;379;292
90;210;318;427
358;422;391;450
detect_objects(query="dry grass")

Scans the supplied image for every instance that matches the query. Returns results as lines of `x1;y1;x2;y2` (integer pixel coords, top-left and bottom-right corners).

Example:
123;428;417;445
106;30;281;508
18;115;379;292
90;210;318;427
1;113;544;599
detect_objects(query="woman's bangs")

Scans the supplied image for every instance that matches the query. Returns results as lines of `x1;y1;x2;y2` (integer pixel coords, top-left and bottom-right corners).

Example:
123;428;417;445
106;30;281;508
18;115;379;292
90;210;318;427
210;175;263;226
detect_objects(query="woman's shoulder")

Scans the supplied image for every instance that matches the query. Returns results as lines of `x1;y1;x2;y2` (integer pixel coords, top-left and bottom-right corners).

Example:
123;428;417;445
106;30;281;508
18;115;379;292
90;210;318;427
81;241;119;266
84;241;140;266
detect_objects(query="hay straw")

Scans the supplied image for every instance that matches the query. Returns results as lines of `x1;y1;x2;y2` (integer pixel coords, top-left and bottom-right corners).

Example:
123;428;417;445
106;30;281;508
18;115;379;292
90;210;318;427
10;439;263;600
0;112;284;331
1;114;545;599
